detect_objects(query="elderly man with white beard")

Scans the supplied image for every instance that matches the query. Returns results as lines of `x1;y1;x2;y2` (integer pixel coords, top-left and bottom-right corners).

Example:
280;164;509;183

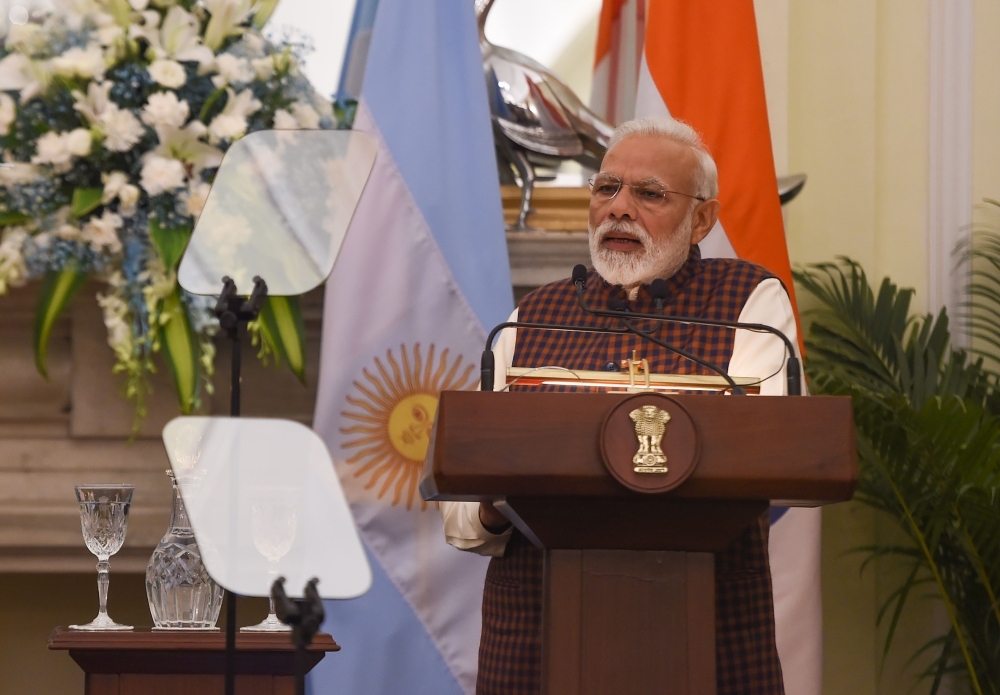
440;116;797;695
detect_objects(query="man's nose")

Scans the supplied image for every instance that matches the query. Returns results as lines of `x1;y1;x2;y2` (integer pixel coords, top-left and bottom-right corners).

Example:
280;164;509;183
607;185;638;219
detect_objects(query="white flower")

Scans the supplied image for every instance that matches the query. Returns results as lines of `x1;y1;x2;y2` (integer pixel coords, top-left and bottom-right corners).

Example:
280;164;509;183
72;81;114;124
179;180;211;219
250;56;274;81
118;184;140;216
0;53;50;102
5;23;44;52
140;155;186;195
97;288;132;356
0;227;28;294
151;122;223;173
51;44;106;80
102;108;144;152
292;102;320;129
241;33;265;56
141;91;189;129
138;6;213;67
129;0;149;10
55;222;82;240
203;0;255;50
65;128;92;157
210;53;253;88
208;88;260;144
32;131;73;169
82;210;123;254
73;82;145;152
101;171;139;217
0;161;38;185
103;171;141;215
0;94;16;136
149;59;186;89
272;109;296;130
102;171;129;203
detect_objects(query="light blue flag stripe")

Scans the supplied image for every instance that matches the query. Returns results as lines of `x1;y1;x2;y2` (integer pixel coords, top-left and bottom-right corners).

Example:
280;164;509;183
312;1;512;693
309;548;465;695
335;0;380;102
361;0;513;330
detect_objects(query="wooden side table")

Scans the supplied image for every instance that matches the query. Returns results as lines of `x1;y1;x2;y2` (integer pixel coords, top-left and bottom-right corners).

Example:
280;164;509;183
48;627;339;694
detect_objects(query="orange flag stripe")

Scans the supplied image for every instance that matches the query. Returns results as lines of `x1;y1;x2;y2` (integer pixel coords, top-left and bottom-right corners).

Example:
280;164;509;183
643;0;801;330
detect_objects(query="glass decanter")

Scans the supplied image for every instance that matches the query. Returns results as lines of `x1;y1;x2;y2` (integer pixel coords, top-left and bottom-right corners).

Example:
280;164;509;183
145;471;224;629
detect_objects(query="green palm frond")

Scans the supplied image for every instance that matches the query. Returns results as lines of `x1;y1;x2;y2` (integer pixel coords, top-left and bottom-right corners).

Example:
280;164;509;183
796;258;1000;694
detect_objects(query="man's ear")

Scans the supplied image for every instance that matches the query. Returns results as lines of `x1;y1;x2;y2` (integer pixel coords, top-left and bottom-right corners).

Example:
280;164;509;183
689;199;721;245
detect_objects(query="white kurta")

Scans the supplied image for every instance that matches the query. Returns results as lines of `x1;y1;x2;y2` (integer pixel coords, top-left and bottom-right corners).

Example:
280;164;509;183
439;277;800;556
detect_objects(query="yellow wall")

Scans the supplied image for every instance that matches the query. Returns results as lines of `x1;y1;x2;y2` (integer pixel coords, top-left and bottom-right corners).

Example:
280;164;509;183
785;0;928;302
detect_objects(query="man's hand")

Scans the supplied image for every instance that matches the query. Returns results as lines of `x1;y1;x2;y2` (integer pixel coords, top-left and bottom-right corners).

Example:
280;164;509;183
479;501;511;534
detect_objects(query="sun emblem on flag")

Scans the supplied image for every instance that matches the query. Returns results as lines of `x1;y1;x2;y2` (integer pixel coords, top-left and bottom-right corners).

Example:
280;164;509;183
340;344;476;510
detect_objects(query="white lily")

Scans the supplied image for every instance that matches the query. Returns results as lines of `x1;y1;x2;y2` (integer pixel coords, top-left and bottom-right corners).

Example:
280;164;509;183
0;53;51;102
0;93;16;136
51;44;107;81
151;122;224;174
72;82;145;152
203;0;255;51
207;88;260;144
136;6;213;68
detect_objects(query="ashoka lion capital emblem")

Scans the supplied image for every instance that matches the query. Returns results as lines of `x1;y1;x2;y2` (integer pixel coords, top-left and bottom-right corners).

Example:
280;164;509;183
629;405;671;474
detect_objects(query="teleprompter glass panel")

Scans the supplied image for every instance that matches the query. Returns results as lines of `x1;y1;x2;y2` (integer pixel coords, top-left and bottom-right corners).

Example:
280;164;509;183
162;416;372;599
178;129;377;296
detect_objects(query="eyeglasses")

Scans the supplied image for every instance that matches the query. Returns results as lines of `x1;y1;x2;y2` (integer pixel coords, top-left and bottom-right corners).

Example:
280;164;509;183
588;174;707;207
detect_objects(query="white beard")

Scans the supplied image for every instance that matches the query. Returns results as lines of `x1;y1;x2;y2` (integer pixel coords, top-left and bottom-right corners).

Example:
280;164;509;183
589;217;693;288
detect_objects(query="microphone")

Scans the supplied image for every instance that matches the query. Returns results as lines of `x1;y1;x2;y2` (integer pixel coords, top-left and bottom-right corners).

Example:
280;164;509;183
480;320;630;391
605;297;746;395
573;264;802;396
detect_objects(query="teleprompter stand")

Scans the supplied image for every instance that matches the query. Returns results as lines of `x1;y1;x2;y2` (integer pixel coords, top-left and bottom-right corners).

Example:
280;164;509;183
213;275;267;695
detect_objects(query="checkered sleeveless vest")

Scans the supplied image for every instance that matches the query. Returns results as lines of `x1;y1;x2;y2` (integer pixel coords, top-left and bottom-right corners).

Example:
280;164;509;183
476;248;786;695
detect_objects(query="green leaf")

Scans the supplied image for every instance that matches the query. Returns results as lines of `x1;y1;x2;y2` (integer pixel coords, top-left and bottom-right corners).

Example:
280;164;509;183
0;211;31;226
259;295;306;383
198;86;227;123
149;220;192;271
160;287;199;414
70;187;103;218
33;266;88;379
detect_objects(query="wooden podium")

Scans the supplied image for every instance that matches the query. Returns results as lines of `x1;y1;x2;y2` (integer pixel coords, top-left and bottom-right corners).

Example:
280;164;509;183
421;391;857;695
48;628;339;695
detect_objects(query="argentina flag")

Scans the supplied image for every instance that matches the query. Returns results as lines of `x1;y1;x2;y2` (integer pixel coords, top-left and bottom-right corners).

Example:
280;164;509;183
310;0;513;692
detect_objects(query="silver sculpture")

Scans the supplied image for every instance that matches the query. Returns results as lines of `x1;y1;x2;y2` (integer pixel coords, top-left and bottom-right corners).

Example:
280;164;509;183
477;0;612;229
477;0;806;229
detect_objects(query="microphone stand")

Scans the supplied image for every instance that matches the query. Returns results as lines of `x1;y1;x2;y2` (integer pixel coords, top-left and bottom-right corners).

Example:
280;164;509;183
213;275;269;695
481;321;629;391
569;281;746;394
573;268;802;396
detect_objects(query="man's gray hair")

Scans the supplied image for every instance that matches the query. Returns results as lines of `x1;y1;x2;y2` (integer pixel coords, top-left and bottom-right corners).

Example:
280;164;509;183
607;117;719;200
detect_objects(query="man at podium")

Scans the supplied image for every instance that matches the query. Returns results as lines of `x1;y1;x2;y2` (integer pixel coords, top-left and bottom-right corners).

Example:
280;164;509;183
441;116;798;695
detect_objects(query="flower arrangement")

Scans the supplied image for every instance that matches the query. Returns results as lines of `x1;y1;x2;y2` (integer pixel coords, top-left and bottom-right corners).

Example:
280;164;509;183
0;0;341;421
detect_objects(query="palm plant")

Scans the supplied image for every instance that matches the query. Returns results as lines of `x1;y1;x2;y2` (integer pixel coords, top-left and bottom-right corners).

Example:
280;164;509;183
794;257;1000;694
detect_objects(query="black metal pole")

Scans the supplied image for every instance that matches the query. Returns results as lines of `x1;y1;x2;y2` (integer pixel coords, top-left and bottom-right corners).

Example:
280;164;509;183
225;319;240;695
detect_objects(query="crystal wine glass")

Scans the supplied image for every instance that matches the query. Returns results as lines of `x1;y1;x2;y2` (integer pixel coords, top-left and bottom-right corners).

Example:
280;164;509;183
241;495;297;632
69;484;135;631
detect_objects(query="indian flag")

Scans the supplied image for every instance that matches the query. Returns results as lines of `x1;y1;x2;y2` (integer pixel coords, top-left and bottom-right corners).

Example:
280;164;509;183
592;2;821;694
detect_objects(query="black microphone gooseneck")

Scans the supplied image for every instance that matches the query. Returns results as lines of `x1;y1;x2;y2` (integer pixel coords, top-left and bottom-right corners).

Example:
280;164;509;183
480;320;630;391
574;265;802;396
605;296;746;395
